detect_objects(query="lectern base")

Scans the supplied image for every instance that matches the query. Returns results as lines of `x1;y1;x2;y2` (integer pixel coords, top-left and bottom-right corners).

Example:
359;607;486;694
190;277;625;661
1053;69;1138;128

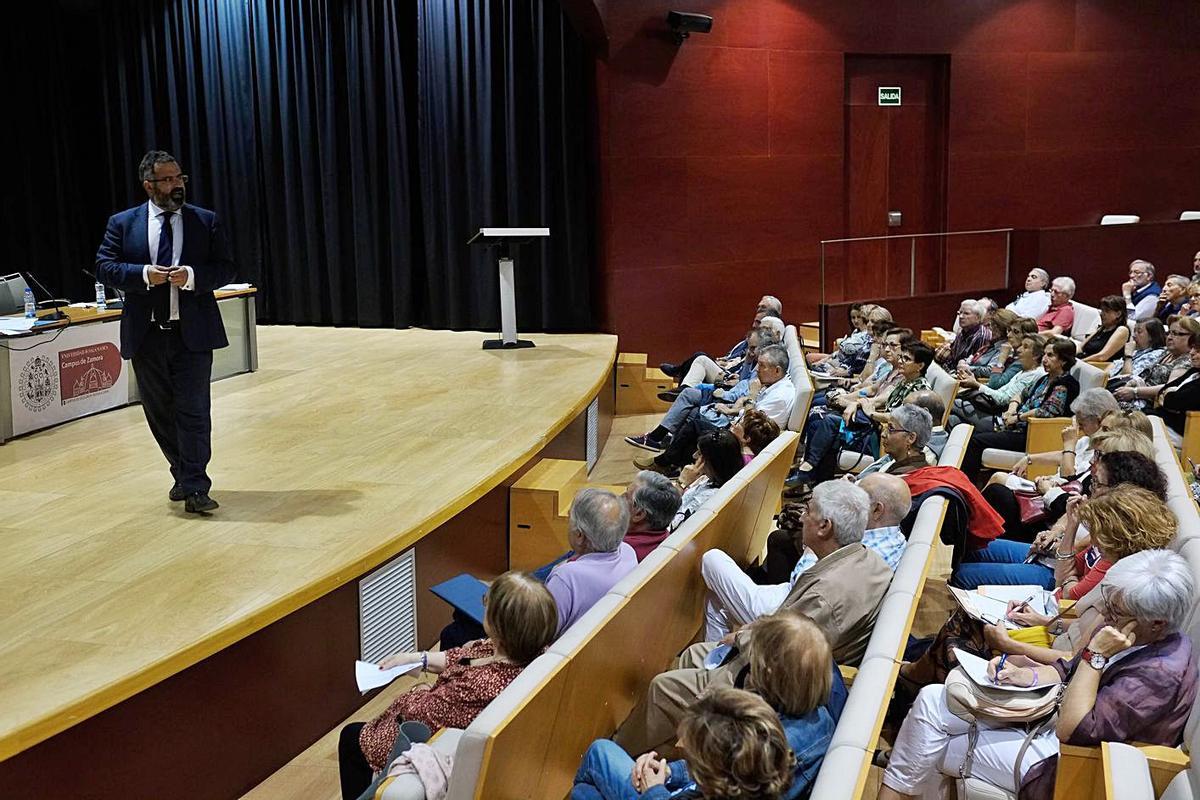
482;338;536;350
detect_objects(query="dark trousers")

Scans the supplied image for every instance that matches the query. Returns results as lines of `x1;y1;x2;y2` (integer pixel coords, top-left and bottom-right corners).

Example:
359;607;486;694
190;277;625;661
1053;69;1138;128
657;415;721;469
961;429;1026;479
338;722;372;800
745;528;801;585
131;326;214;494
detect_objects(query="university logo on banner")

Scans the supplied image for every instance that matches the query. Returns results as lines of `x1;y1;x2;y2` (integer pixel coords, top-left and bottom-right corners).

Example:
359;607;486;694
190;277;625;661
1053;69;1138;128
59;342;122;404
9;321;129;437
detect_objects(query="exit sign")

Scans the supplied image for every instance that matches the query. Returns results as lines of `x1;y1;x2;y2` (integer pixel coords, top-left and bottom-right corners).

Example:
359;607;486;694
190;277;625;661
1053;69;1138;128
878;86;901;106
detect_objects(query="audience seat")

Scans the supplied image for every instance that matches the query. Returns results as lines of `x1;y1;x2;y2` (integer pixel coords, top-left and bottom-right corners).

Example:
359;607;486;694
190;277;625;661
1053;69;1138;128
925;362;960;428
1070;301;1101;342
1100;214;1141;225
784;324;816;433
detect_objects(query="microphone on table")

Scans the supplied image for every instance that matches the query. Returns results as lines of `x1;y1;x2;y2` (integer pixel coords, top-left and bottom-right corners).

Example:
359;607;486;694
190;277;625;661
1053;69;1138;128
22;270;69;320
81;267;124;308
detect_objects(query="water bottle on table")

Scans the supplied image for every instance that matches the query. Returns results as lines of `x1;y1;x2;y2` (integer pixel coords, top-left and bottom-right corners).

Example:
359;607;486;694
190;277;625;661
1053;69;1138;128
95;281;107;311
23;287;35;319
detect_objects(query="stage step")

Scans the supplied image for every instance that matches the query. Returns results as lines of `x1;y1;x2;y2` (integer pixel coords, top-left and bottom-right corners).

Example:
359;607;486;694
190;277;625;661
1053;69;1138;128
509;458;627;571
616;353;673;415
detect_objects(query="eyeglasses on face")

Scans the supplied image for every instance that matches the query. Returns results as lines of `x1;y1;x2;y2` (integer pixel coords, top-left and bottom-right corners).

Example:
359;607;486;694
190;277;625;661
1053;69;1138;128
147;174;189;185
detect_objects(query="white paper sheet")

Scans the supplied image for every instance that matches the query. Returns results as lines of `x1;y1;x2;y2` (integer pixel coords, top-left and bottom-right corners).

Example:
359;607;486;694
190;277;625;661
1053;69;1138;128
949;586;1019;629
953;648;1058;692
355;659;422;692
976;585;1056;616
0;317;37;333
218;283;253;291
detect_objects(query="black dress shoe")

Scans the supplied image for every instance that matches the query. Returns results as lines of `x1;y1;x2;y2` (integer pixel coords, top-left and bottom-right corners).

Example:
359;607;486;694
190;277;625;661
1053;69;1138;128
169;483;187;502
659;362;679;377
185;492;220;514
657;389;683;403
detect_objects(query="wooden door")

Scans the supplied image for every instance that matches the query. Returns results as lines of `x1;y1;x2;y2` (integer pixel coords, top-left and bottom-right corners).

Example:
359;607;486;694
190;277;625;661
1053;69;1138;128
843;54;949;299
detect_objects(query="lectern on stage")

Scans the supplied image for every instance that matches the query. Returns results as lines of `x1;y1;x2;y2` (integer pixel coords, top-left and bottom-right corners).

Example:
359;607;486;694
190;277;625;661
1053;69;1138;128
468;227;550;349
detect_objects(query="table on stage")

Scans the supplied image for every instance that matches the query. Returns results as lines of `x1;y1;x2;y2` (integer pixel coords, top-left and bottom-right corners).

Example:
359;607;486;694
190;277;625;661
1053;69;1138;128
0;287;258;442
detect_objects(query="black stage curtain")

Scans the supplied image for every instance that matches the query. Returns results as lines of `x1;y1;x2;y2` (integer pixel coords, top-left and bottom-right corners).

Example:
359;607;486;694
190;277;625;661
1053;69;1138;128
4;0;594;331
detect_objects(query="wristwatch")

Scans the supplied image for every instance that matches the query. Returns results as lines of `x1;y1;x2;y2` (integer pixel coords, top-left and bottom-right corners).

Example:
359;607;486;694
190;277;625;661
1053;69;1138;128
1080;648;1108;670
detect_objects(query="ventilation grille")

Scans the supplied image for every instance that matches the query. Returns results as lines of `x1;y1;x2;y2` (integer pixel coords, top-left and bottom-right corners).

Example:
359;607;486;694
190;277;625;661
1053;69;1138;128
585;397;599;473
359;549;417;663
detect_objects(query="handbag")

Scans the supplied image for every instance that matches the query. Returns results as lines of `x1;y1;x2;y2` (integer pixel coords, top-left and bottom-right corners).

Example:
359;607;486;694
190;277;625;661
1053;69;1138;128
1014;490;1047;525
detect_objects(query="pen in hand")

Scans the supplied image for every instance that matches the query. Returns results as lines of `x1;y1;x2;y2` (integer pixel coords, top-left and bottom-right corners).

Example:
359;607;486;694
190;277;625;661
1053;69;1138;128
993;653;1009;685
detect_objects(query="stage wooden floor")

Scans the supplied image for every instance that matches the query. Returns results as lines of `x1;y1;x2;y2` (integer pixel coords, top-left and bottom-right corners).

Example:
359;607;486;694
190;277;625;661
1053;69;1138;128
0;326;616;761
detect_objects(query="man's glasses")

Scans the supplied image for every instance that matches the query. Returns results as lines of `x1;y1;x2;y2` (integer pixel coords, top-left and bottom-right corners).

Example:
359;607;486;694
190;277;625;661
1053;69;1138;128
147;174;189;185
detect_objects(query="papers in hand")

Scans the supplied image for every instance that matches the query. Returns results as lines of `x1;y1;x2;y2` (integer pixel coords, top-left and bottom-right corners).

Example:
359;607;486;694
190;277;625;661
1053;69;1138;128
953;648;1057;692
949;586;1054;630
355;659;422;692
1003;474;1038;493
976;585;1057;616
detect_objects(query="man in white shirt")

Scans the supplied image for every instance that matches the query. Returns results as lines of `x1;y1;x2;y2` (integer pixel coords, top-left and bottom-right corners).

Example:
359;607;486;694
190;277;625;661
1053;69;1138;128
636;345;795;475
699;473;911;640
1005;268;1051;319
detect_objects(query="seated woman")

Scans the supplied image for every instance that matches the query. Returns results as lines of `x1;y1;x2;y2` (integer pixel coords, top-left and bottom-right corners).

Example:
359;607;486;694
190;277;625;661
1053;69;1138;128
1077;294;1130;363
731;409;780;464
950;333;1045;431
1112;314;1199;410
1106;317;1166;391
855;404;936;478
960;336;1081;478
670;429;745;530
788;341;934;486
338;572;558;800
572;611;844;800
807;302;868;366
811;304;881;375
950;331;1046;431
816;306;893;378
879;548;1197;800
949;450;1168;591
980;388;1119;540
902;466;1172;690
1146;331;1200;447
817;327;913;413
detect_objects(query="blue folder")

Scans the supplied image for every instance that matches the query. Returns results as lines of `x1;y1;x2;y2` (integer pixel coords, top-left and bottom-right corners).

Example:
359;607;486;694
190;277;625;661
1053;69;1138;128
429;573;488;626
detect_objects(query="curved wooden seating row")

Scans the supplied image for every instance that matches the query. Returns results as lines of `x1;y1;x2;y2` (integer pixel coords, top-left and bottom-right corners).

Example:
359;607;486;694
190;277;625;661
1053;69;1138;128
374;431;801;800
808;421;973;799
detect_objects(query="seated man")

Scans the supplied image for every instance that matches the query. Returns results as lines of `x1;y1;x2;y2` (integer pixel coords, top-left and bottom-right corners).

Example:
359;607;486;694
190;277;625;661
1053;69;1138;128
663;316;784;404
545;488;637;635
1038;277;1077;335
1006;267;1051;318
703;475;910;634
613;479;891;755
1123;259;1162;322
633;345;795;475
658;295;783;380
937;300;990;367
905;389;949;458
1156;273;1191;322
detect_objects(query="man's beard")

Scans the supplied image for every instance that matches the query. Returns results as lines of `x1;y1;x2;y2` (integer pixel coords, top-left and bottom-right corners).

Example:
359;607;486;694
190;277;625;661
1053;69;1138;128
156;188;185;211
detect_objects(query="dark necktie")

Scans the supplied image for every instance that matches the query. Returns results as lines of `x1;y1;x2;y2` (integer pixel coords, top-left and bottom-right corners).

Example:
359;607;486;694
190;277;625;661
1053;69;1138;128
154;211;173;323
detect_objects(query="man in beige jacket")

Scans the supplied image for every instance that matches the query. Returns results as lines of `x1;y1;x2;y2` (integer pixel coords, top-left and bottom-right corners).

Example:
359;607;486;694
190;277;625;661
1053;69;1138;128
614;480;893;755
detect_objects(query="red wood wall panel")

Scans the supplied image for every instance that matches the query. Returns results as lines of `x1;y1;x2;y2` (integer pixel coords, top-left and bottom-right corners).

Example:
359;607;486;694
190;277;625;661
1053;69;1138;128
595;2;1200;362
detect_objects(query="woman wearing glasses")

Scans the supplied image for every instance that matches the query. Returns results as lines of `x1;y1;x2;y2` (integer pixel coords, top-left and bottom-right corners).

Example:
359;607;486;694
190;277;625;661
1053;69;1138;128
1112;315;1200;410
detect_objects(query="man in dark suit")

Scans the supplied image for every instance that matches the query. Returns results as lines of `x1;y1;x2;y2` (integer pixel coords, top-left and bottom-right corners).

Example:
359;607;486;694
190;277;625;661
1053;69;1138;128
96;150;237;513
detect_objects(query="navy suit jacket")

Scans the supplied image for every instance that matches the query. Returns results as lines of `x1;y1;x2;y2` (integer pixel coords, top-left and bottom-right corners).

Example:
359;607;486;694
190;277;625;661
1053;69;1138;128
95;203;238;358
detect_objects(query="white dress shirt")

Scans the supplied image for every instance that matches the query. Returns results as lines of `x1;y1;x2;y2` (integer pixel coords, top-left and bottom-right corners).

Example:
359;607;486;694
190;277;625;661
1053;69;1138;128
1006;290;1050;319
752;377;797;428
142;200;195;321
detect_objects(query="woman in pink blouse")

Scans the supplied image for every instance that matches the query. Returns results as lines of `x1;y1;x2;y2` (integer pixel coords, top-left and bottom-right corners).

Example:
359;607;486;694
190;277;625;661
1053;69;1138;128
338;571;558;799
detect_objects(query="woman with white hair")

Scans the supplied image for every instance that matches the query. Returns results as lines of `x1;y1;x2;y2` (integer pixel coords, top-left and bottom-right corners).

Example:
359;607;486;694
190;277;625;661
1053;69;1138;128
1006;268;1051;318
879;548;1198;800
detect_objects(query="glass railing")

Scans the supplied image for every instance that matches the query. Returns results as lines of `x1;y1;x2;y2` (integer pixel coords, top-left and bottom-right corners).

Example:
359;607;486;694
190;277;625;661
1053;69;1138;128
818;227;1013;304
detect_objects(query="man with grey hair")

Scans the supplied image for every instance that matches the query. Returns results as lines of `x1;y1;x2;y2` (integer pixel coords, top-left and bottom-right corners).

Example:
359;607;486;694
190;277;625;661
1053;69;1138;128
1123;259;1161;321
622;471;683;560
546;488;636;634
615;478;891;754
938;299;991;368
1038;277;1077;335
633;344;795;473
1156;274;1191;322
702;475;910;641
666;315;785;394
1006;268;1051;318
